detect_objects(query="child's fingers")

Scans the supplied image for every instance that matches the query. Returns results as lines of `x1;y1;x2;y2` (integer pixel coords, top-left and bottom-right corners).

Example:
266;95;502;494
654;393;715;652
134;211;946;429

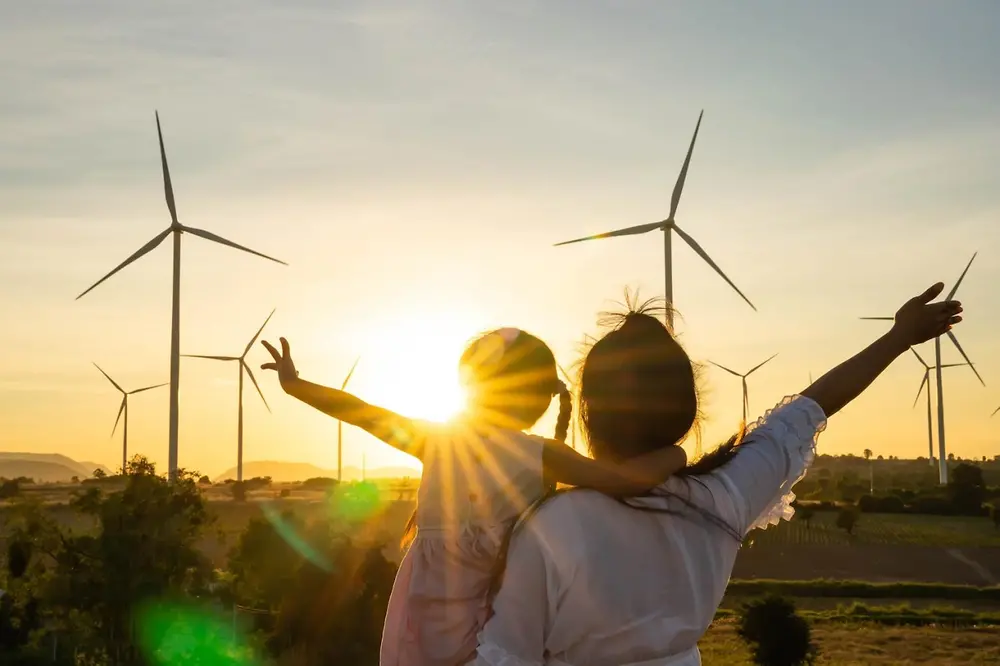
261;362;278;371
915;282;945;304
280;337;291;357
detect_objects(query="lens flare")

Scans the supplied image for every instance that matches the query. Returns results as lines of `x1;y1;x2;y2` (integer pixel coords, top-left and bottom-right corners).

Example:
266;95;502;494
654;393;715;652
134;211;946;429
260;502;332;572
137;600;258;666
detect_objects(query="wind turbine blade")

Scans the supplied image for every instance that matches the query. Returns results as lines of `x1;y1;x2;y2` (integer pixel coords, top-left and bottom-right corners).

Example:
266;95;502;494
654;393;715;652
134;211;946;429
182;225;288;265
112;397;126;437
242;361;270;413
553;221;664;246
946;252;977;300
672;224;756;311
946;331;985;386
708;361;741;377
93;363;124;393
913;372;928;409
669;110;703;220
244;308;276;356
992;405;1000;417
910;347;929;368
940;363;971;368
182;354;238;361
341;356;361;390
155;111;178;224
129;382;168;394
859;316;894;321
76;229;172;300
746;353;778;376
556;363;575;387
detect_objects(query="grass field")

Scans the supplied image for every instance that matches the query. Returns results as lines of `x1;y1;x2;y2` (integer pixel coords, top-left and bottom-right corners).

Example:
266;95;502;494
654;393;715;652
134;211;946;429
746;511;1000;548
700;620;1000;664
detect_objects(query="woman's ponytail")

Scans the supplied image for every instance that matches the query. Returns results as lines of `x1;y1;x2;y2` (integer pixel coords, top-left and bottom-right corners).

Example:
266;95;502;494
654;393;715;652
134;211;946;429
554;381;572;443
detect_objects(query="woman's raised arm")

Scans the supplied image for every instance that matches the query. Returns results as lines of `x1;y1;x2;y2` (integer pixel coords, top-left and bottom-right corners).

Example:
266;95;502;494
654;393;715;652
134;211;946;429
716;283;963;534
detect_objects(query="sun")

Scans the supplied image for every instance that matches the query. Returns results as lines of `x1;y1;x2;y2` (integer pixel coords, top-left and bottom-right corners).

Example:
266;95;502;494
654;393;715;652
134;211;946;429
351;311;481;423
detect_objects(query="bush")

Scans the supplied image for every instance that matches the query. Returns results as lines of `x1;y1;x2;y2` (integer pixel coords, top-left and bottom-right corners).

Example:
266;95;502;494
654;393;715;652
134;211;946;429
0;479;21;500
231;482;247;503
302;477;339;491
279;489;291;498
858;494;906;514
836;506;859;535
737;595;816;666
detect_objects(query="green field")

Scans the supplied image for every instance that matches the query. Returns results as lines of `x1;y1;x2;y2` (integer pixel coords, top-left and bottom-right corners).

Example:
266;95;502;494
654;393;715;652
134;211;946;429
746;511;1000;548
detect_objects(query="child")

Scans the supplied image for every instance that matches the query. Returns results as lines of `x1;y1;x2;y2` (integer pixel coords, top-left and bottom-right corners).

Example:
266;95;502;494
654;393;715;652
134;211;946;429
260;327;688;666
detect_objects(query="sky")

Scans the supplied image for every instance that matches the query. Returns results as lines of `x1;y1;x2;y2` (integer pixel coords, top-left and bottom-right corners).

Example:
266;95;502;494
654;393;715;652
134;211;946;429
2;1;999;478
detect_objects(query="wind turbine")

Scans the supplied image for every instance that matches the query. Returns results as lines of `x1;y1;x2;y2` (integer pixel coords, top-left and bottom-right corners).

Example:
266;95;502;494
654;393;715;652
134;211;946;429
860;253;984;483
708;354;778;423
93;364;167;473
553;111;755;330
910;348;971;466
337;358;360;482
76;113;287;478
183;309;275;483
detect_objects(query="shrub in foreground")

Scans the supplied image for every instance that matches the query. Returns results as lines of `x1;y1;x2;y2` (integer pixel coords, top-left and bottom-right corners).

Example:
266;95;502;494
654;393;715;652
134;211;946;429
737;595;816;666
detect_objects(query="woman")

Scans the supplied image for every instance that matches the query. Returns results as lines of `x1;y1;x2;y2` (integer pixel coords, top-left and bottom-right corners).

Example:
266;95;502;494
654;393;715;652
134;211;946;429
474;283;963;666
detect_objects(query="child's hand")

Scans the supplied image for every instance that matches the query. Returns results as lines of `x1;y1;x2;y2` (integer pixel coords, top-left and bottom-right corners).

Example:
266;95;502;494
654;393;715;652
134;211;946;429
889;283;963;348
261;337;300;387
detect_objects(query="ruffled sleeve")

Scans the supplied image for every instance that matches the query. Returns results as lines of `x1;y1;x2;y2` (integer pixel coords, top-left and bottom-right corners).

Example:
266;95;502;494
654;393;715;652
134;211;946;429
716;395;827;536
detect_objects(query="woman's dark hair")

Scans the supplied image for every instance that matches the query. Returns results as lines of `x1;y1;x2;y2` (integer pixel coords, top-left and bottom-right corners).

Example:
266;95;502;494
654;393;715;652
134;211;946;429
400;328;571;550
487;295;747;610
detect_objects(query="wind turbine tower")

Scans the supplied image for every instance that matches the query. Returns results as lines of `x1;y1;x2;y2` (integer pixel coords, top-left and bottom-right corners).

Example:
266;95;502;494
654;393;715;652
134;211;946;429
183;309;275;483
554;111;755;330
337;358;360;482
910;348;970;465
76;113;287;477
93;364;167;472
860;253;984;483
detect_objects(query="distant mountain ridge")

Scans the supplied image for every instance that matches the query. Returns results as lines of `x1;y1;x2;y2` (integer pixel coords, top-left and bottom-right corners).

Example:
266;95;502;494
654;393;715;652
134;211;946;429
0;453;111;482
212;460;420;483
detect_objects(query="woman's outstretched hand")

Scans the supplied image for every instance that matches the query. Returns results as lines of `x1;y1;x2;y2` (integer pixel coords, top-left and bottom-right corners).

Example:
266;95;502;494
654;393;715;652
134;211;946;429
889;283;963;348
261;337;299;387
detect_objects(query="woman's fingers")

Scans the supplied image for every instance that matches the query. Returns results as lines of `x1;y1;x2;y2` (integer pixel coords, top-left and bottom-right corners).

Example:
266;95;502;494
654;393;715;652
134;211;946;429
261;340;281;362
280;337;291;358
261;362;278;371
916;282;945;304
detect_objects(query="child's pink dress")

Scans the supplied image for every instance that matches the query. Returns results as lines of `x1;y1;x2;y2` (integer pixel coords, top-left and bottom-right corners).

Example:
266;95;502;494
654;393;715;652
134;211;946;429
380;423;548;666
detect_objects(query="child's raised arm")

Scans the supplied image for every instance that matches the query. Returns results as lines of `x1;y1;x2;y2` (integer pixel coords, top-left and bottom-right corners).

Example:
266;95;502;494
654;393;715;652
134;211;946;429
801;283;963;418
541;439;687;495
261;338;427;460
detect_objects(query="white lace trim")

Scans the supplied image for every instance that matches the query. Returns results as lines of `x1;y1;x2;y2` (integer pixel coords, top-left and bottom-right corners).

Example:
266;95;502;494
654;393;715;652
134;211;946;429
475;640;546;666
741;394;827;532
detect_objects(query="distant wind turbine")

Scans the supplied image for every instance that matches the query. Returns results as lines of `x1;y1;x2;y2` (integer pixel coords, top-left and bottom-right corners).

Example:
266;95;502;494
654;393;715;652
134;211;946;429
76;113;287;478
93;363;167;473
556;363;579;451
860;253;984;484
337;358;360;482
553;111;755;330
183;309;275;483
708;354;778;423
910;348;970;466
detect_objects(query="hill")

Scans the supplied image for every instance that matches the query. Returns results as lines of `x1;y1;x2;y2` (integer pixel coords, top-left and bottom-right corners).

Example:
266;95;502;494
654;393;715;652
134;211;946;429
212;460;420;483
0;459;86;483
0;452;101;481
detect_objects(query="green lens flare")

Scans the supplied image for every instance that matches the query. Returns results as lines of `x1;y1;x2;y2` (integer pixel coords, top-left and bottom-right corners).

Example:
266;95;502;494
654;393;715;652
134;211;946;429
330;480;382;522
137;600;258;666
260;502;332;572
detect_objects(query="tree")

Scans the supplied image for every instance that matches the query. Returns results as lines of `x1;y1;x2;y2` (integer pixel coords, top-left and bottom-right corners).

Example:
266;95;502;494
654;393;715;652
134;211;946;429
737;595;816;666
93;468;107;479
0;479;20;500
198;475;211;485
948;463;985;516
836;506;859;536
9;456;214;665
990;504;1000;531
